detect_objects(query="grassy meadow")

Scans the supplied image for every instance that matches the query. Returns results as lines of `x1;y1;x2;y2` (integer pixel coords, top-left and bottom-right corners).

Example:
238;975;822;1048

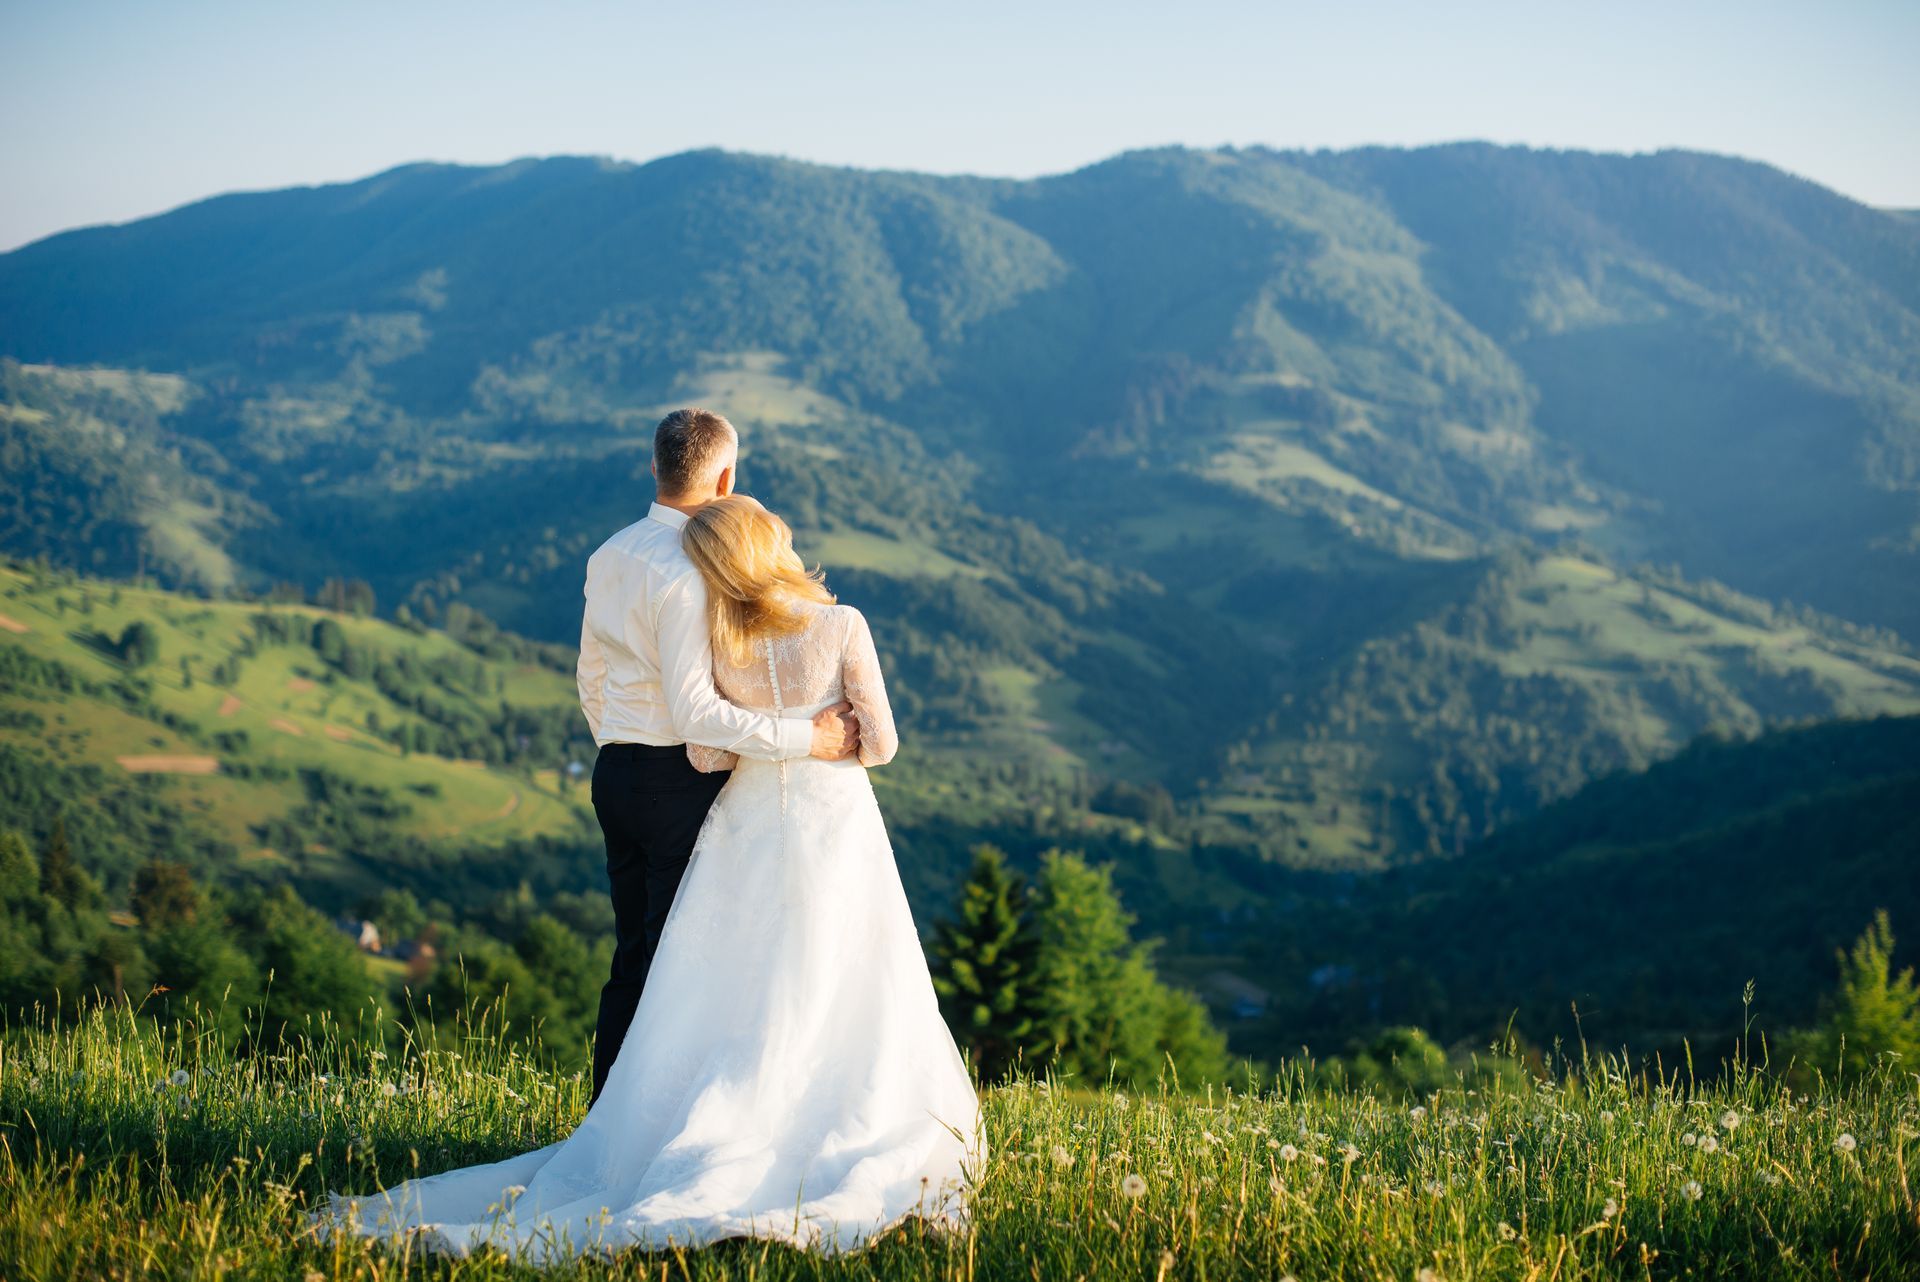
0;564;590;853
1;1004;1913;1281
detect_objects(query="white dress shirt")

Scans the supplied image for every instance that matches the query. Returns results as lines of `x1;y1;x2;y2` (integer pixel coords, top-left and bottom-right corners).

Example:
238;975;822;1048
576;503;814;759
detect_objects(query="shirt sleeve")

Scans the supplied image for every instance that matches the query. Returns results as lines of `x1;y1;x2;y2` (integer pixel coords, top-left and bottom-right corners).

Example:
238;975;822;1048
841;607;899;768
577;598;608;743
654;570;813;761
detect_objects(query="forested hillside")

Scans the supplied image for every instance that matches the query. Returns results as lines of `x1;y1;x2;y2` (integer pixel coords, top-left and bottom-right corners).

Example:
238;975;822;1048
3;143;1917;1067
4;143;1917;870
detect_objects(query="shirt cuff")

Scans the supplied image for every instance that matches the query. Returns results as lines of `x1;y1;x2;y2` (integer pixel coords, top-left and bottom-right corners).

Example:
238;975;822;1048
776;717;813;760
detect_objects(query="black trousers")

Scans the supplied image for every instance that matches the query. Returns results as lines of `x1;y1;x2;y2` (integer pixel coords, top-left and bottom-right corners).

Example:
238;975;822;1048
589;741;728;1102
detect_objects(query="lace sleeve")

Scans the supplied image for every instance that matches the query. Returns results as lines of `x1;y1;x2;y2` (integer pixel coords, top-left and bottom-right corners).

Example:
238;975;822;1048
686;743;739;773
841;607;898;768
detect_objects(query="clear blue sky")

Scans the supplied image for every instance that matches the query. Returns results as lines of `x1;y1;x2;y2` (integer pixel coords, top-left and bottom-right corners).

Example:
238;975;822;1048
3;0;1916;252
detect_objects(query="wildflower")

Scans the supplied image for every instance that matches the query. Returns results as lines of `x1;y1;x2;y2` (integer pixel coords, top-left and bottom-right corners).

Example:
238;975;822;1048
1682;1180;1702;1201
1050;1145;1074;1169
1699;1134;1719;1154
1278;1143;1299;1162
1719;1109;1739;1131
1834;1133;1857;1153
1681;1132;1697;1147
1602;1197;1619;1219
1410;1105;1428;1122
1497;1221;1516;1241
1121;1173;1148;1199
169;1069;189;1087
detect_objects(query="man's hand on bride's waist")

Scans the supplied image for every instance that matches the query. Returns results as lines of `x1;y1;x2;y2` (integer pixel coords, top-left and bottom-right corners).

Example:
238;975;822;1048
809;701;861;761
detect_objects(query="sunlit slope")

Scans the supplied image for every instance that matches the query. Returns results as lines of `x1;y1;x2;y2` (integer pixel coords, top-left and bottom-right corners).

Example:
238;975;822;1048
1201;550;1920;865
0;564;592;872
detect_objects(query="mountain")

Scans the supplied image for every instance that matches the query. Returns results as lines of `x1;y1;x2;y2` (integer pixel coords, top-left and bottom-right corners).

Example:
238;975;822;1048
1222;713;1920;1059
3;144;1918;874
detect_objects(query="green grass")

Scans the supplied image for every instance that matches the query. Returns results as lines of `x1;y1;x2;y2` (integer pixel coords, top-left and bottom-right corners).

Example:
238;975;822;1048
804;531;985;582
3;1008;1913;1280
0;566;589;850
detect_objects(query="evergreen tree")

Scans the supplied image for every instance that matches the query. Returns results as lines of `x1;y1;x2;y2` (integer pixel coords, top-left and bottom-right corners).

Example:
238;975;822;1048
1027;850;1227;1087
117;619;159;668
930;845;1042;1082
132;859;201;929
1795;911;1920;1079
39;817;88;909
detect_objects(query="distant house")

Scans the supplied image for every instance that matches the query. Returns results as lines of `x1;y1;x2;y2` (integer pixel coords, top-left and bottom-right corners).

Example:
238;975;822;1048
334;916;383;954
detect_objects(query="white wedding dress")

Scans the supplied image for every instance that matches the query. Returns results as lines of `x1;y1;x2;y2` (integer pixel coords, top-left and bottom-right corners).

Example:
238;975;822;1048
323;603;983;1260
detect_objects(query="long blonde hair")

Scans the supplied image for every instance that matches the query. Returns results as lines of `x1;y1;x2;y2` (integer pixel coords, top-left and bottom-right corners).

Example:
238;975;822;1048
681;495;835;665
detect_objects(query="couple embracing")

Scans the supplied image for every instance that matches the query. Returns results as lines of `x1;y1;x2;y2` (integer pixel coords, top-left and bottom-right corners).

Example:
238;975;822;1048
325;409;983;1259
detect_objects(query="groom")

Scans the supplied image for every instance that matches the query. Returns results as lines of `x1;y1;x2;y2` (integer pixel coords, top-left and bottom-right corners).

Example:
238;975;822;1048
576;408;861;1101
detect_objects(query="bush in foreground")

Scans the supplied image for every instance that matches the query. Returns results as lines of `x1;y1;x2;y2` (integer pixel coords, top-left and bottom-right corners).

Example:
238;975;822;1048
1;1003;1915;1280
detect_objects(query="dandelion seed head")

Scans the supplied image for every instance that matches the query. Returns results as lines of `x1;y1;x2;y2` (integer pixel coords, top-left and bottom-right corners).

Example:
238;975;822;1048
1602;1197;1619;1219
1681;1132;1697;1147
1278;1143;1299;1162
1497;1221;1516;1241
1410;1105;1428;1122
1682;1180;1703;1201
1121;1173;1148;1199
169;1069;189;1087
1050;1144;1074;1168
1699;1134;1719;1154
1719;1109;1739;1131
1834;1133;1857;1153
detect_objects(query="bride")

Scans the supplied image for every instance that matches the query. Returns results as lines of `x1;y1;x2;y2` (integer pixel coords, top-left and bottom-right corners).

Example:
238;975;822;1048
323;495;984;1260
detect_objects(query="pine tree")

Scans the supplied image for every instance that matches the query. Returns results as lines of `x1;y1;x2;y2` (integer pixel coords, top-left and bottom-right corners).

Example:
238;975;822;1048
1797;911;1920;1079
929;846;1041;1082
117;620;159;668
39;817;87;909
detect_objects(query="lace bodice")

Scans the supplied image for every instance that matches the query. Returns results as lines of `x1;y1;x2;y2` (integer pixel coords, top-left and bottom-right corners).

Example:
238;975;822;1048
689;603;898;772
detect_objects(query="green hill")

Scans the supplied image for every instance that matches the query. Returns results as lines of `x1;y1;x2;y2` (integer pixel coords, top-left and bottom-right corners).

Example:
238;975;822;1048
3;141;1917;875
0;561;595;909
1220;714;1920;1059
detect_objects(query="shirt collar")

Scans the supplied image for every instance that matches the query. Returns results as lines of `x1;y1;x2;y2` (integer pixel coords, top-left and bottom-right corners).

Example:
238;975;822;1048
646;502;691;530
